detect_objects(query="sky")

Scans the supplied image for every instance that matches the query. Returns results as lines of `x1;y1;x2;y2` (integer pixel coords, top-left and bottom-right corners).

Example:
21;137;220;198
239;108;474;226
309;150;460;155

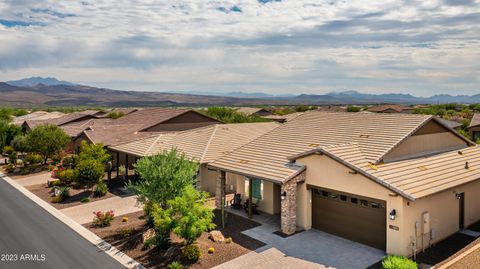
0;0;479;97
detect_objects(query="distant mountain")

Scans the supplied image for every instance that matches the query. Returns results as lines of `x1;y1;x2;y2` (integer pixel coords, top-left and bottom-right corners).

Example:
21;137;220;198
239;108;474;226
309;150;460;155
1;79;479;106
7;76;77;87
165;90;296;98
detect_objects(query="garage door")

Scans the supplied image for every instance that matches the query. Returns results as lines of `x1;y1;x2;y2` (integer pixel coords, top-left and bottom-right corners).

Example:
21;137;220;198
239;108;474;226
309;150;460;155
312;188;386;250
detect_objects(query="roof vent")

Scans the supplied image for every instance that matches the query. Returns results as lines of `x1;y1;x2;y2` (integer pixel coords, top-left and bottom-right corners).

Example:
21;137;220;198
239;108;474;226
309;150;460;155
418;166;428;171
359;134;370;138
465;161;469;169
309;143;319;147
239;160;249;164
458;151;463;155
368;163;378;170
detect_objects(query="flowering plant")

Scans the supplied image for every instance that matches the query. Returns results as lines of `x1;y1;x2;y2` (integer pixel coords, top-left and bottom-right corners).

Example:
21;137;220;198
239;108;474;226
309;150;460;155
50;166;64;179
92;210;115;227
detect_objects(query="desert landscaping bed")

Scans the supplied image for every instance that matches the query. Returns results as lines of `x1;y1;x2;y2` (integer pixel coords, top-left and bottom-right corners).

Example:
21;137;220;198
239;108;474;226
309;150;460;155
85;210;266;269
26;182;118;209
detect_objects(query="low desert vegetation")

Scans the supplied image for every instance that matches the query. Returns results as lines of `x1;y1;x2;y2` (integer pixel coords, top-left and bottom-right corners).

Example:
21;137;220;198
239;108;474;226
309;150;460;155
382;255;417;269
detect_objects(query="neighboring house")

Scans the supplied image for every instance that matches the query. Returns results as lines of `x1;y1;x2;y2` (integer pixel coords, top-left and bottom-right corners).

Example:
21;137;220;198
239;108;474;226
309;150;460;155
208;111;479;257
236;107;273;117
437;118;462;131
108;122;280;188
12;111;65;125
21;110;100;133
261;112;303;123
92;108;138;118
367;104;414;113
468;113;480;141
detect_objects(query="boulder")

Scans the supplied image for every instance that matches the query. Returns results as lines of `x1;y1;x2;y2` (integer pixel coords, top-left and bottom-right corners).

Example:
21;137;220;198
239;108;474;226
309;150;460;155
163;246;180;258
209;230;225;242
142;228;156;243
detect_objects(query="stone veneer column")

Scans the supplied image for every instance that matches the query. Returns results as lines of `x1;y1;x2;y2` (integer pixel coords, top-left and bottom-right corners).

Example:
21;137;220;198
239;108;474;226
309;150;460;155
281;171;305;235
215;170;226;208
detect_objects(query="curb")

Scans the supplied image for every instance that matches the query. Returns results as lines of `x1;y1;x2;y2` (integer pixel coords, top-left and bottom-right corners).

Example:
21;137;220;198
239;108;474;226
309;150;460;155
435;239;480;269
0;172;145;269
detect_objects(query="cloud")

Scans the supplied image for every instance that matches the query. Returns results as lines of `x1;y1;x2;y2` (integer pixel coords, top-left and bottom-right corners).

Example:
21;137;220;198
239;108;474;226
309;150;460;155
0;0;478;96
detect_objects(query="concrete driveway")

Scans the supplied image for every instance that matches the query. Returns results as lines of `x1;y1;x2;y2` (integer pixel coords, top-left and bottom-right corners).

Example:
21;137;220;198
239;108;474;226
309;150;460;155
219;212;385;269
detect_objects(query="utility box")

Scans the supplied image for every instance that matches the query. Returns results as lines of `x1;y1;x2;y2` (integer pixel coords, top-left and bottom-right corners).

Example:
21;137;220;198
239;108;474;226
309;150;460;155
422;212;430;234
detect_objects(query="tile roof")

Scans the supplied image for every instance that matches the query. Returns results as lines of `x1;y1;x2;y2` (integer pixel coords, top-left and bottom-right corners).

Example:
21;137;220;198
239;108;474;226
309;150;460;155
296;143;480;200
367;104;414;113
109;122;280;163
113;108;193;130
235;107;269;116
469;113;480;128
82;124;156;146
210;111;464;184
13;111;65;125
24;111;99;128
261;112;303;122
437;118;462;129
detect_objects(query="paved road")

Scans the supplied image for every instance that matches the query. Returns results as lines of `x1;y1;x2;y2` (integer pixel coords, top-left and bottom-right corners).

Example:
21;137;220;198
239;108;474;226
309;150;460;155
0;176;125;269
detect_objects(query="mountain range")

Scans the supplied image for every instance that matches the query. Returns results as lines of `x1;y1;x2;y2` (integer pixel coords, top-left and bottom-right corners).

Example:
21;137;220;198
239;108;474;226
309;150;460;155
1;77;479;106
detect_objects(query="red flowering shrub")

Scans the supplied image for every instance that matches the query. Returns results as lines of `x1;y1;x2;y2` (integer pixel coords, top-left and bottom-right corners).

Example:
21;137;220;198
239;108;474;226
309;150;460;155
51;166;64;179
92;210;115;227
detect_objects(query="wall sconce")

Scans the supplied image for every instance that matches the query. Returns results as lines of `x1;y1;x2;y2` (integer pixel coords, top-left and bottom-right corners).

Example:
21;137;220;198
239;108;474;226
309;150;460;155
389;209;396;220
281;191;287;200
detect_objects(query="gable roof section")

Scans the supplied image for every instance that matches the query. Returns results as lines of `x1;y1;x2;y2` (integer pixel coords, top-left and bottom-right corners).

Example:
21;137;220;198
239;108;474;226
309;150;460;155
367;104;413;113
24;111;99;129
209;111;458;183
109;122;280;163
469;113;480;128
236;107;270;116
81;124;156;146
291;143;480;200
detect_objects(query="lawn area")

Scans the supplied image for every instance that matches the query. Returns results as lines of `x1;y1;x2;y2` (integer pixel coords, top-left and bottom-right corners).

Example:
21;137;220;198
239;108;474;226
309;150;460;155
85;209;266;269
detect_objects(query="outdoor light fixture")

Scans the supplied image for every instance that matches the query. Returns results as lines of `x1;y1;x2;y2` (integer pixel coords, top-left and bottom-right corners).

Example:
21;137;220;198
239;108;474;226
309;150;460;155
281;191;287;200
389;209;396;220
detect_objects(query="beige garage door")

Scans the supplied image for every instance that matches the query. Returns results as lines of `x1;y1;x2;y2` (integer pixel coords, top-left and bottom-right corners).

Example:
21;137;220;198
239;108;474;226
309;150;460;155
311;188;386;250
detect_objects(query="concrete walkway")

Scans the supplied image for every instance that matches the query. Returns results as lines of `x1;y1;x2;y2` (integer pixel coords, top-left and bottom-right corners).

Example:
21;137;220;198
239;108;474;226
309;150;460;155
14;171;51;187
61;195;142;224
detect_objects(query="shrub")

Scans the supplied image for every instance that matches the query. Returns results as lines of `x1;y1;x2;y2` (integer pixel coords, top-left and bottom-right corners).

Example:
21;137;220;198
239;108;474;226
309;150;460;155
225;237;232;244
143;238;155;250
207;247;215;254
347;106;361;112
8;152;17;166
74;159;104;189
51;196;64;203
52;180;64;187
118;165;126;175
20;167;30;175
80;197;90;203
92;210;115;227
181;244;201;262
5;163;15;173
3;145;14;155
382;255;417;269
58;186;70;198
94;181;108;197
51;153;63;165
122;216;129;222
48;164;56;171
27;153;43;165
59;169;75;183
168;261;184;269
51;167;63;179
62;155;76;168
120;228;133;238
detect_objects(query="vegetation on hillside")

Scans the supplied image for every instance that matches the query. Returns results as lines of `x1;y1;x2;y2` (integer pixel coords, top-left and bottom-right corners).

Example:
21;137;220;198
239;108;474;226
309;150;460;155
199;107;270;123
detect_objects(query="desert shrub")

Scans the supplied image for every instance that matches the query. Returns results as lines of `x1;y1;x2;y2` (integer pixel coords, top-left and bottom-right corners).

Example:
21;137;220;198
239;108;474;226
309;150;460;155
3;145;14;155
168;261;184;269
48;164;56;171
58;186;70;198
5;163;15;173
181;244;201;262
59;169;75;183
207;247;215;254
120;228;133;238
8;152;17;166
143;238;155;250
78;141;110;164
118;165;126;175
27;153;43;165
382;255;417;269
51;153;62;165
62;155;76;168
51;167;63;179
347;106;361;112
107;111;124;119
225;237;232;244
52;180;64;187
80;197;90;203
74;159;104;189
122;216;129;222
94;181;108;197
51;196;64;203
92;210;115;227
20;167;30;175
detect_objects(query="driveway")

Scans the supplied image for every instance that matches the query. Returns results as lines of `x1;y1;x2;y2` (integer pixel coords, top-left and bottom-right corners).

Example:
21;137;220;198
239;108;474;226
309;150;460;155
218;212;385;269
0;175;125;269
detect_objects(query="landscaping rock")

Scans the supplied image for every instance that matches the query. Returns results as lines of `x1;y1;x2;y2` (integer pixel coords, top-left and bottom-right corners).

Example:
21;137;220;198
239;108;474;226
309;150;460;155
47;179;56;187
142;228;156;243
163;246;180;258
53;187;61;197
209;230;225;242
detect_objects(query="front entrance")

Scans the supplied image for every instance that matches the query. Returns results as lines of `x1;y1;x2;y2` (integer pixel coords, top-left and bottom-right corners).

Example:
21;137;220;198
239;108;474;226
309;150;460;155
311;187;386;250
458;192;465;229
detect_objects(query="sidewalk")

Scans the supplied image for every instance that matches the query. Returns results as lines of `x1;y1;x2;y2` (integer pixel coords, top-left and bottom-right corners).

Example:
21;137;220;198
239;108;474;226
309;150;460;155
14;171;50;187
61;195;142;224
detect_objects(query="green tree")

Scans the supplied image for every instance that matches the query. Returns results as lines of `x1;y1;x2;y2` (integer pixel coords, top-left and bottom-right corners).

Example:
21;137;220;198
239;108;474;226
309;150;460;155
0;120;21;150
200;107;270;123
74;159;104;189
128;149;199;208
169;185;215;245
11;135;29;153
78;141;110;164
26;124;70;164
346;106;361;112
151;203;175;249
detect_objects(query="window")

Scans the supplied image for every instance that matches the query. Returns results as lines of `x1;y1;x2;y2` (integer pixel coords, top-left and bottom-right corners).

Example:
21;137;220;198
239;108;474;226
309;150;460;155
371;202;380;209
328;193;338;199
360;200;369;207
340;195;347;201
244;178;263;200
351;197;358;204
322;191;329;197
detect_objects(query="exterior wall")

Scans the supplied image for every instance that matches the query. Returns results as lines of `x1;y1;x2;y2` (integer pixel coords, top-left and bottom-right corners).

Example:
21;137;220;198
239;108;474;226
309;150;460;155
296;153;480;256
469;126;480;141
199;165;218;194
383;121;468;162
143;111;219;132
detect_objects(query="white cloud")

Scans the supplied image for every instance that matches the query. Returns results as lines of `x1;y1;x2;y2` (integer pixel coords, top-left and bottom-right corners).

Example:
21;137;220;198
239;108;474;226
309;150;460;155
0;0;478;96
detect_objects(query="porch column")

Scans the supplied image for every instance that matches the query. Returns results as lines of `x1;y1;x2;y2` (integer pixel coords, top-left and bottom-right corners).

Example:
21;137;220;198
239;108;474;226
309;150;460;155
116;151;120;178
215;170;226;208
125;154;129;180
281;171;306;235
248;177;253;218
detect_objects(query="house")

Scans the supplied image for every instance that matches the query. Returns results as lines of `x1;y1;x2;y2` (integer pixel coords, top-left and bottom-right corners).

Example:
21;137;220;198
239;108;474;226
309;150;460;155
236;107;273;117
12;111;65;125
437;118;462;131
21;110;100;134
108;122;280;186
261;112;303;123
208;111;480;256
367;104;414;113
468;113;480;141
